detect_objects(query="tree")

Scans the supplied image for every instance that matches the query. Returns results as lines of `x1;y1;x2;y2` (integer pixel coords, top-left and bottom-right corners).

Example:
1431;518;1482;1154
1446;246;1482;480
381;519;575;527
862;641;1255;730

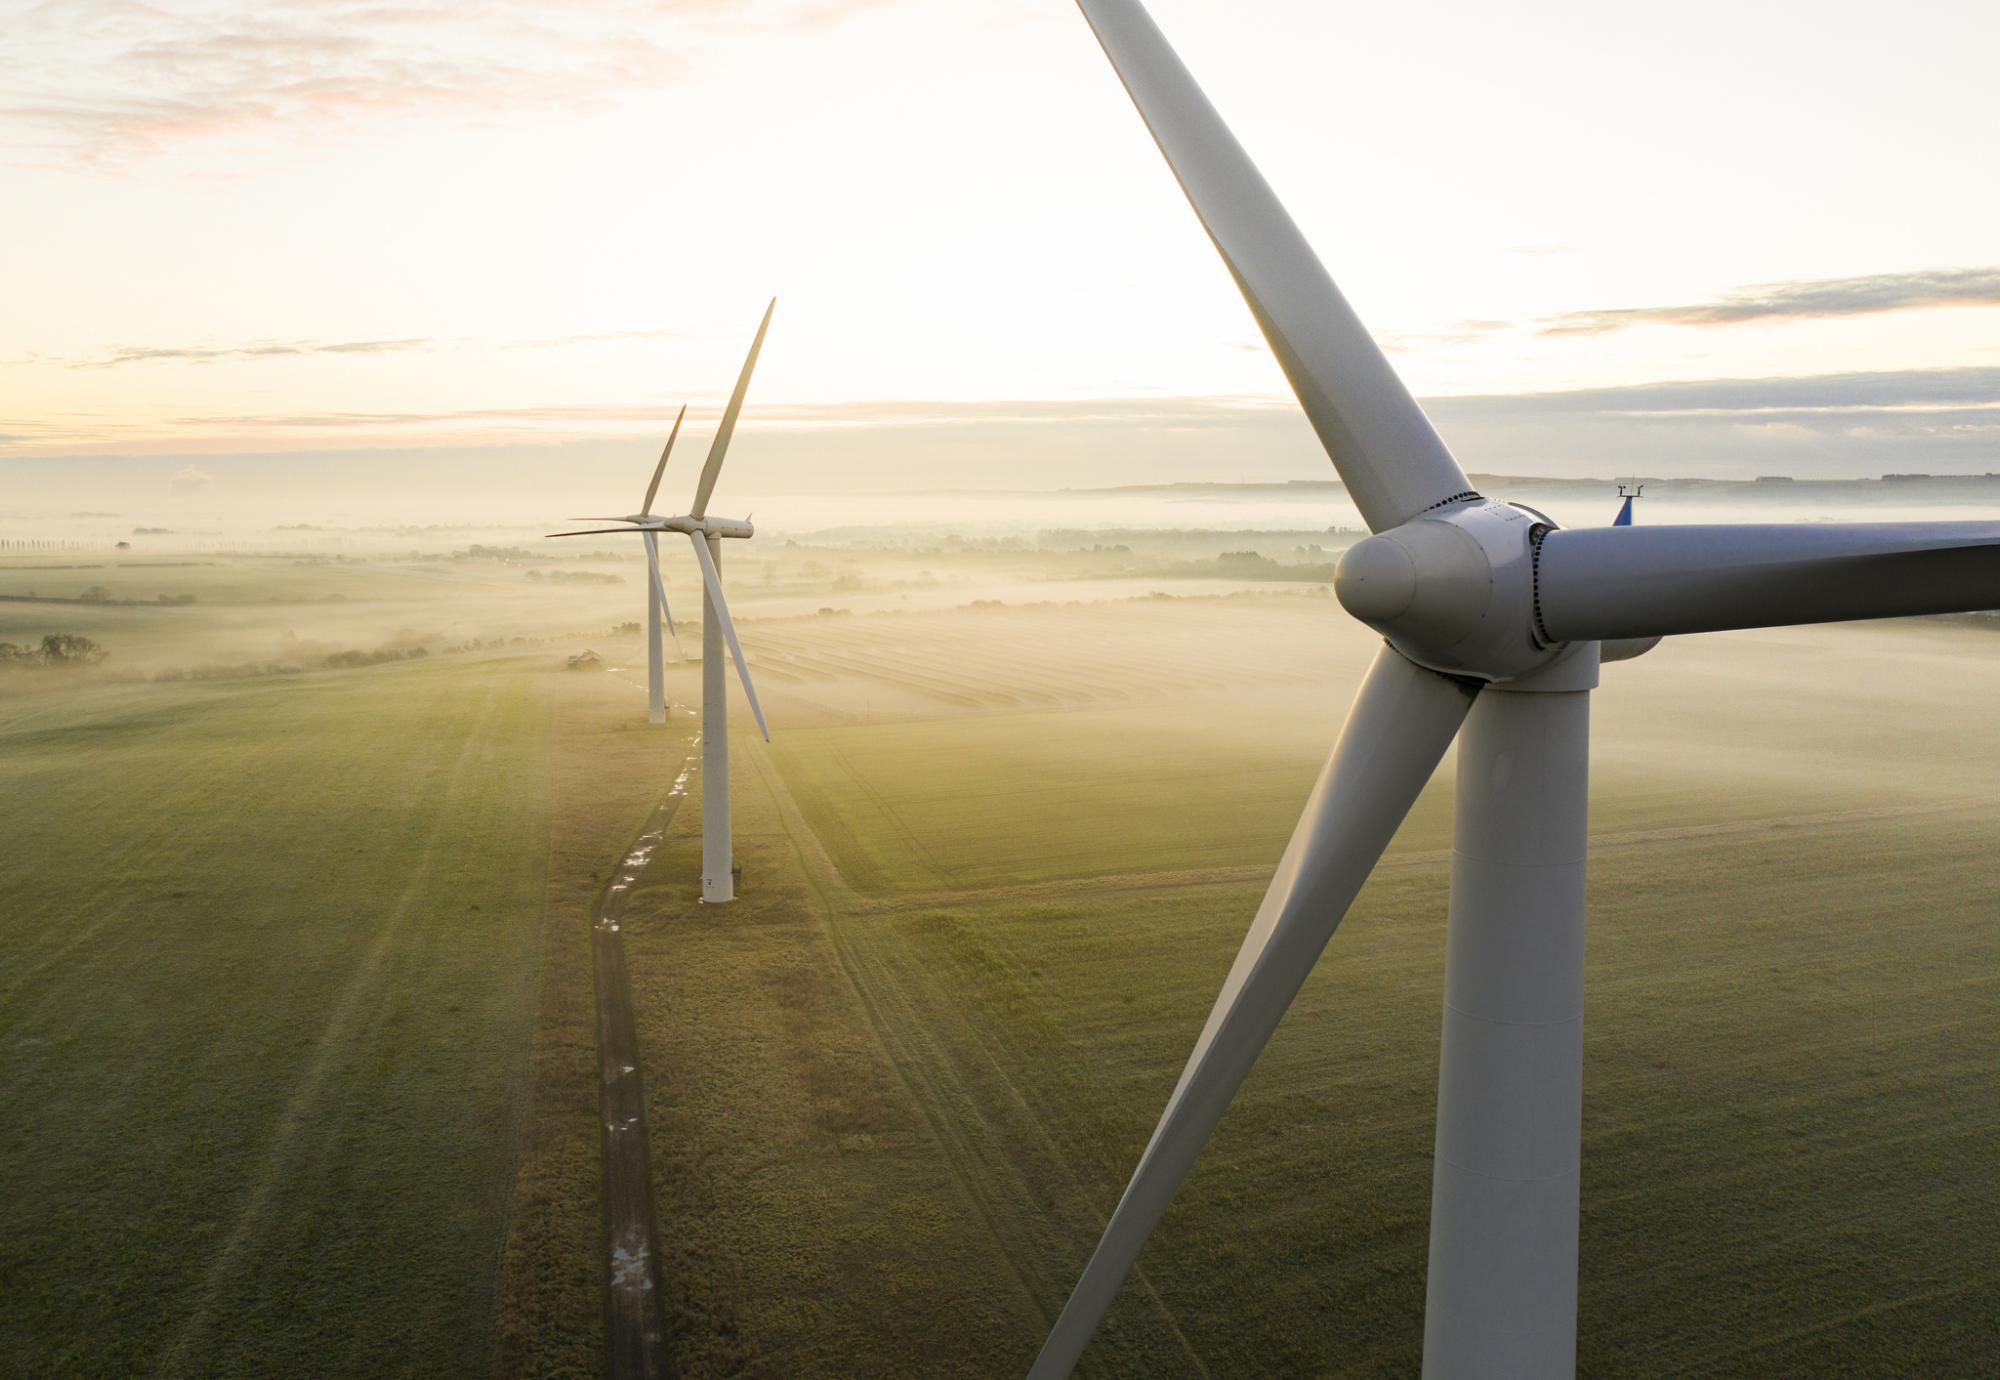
40;634;107;666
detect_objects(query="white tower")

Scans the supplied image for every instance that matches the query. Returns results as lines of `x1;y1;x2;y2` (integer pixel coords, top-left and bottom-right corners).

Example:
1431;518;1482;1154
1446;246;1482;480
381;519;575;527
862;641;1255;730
700;534;733;903
547;303;776;902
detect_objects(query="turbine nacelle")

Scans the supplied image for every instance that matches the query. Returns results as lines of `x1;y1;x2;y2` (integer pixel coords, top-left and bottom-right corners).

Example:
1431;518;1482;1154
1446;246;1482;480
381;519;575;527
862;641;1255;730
1333;497;1558;683
545;298;777;750
588;514;755;540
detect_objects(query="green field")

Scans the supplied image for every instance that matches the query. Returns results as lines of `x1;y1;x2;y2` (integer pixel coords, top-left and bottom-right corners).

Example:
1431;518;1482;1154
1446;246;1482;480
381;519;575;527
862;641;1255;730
3;540;1995;1377
0;541;704;1377
0;653;565;1375
628;605;2000;1377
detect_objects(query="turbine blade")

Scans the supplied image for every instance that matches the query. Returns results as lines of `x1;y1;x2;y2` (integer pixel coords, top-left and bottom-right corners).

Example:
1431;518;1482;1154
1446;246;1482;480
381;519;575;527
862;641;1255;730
643;531;678;644
1073;0;1472;533
1031;645;1477;1378
1536;522;2000;641
546;529;643;538
688;534;770;740
640;405;686;516
689;300;775;519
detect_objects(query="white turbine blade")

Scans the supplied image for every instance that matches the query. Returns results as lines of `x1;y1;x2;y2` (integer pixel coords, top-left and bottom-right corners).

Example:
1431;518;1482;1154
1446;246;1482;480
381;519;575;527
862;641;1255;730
640;404;687;517
642;531;678;644
1536;521;2000;641
546;528;642;538
1073;0;1472;533
687;534;769;740
1031;645;1477;1378
689;299;775;519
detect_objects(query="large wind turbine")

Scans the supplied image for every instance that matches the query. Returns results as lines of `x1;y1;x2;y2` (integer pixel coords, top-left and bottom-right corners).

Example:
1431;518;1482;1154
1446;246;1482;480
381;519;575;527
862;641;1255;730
594;404;685;724
1035;4;2000;1377
550;300;775;904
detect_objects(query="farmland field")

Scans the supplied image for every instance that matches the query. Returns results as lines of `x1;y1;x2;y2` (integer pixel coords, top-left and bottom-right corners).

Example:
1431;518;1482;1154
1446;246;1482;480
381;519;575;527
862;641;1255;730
627;596;2000;1377
0;547;687;1378
0;652;557;1376
2;536;1995;1377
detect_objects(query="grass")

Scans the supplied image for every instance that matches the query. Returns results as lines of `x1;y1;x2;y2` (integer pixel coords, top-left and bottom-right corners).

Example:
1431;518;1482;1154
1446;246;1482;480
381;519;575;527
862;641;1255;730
767;704;1350;892
0;550;638;674
0;653;557;1377
623;738;1051;1378
492;671;702;1380
3;556;1993;1377
0;548;712;1378
857;810;1999;1376
620;605;2000;1376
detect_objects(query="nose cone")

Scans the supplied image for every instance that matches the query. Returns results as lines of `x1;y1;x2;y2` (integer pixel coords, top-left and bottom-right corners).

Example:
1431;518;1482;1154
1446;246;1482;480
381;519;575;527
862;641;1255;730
1335;535;1418;622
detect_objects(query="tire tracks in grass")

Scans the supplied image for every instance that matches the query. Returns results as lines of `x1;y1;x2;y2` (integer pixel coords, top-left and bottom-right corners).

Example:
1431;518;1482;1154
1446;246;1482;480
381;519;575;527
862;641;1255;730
0;695;204;1005
842;793;2000;916
1676;1275;2000;1374
0;788;184;1016
157;679;507;1377
741;742;1047;1322
827;739;954;889
743;739;1213;1377
0;688;297;1064
740;755;1998;1375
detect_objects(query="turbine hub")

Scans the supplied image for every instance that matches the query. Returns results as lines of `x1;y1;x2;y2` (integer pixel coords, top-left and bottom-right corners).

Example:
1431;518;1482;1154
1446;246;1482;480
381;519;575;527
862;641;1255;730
1335;498;1565;682
1331;535;1417;621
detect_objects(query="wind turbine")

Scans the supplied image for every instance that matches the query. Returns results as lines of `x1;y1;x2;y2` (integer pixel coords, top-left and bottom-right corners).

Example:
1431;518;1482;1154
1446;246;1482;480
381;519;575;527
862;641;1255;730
550;300;775;904
581;404;686;723
1034;4;2000;1378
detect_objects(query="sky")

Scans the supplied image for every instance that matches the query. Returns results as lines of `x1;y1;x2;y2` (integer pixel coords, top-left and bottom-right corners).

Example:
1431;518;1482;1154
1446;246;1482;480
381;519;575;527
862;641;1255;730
3;0;1997;521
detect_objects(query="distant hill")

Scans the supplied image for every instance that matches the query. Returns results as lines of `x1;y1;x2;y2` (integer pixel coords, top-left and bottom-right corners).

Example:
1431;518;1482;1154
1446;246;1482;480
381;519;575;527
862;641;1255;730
1069;472;2000;499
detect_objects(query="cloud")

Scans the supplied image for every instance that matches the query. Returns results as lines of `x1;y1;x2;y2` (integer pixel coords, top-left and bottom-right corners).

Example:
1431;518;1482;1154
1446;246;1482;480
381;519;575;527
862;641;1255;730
1542;267;2000;336
1381;319;1513;353
65;329;678;368
1418;368;2000;475
81;338;435;368
15;369;1998;484
0;1;898;164
1428;367;2000;422
161;394;1303;434
169;462;213;494
110;367;2000;446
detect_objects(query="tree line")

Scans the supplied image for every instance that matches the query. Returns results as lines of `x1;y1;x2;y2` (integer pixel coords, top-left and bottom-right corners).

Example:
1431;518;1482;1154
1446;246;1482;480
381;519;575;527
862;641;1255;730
0;634;108;668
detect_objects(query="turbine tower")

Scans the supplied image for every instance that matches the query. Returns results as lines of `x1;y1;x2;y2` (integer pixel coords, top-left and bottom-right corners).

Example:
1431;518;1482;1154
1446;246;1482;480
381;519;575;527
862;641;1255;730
1034;4;2000;1377
616;405;686;723
550;300;775;904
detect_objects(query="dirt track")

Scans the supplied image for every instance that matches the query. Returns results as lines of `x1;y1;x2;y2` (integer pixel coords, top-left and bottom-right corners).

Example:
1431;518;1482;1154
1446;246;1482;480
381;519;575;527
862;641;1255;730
593;752;695;1379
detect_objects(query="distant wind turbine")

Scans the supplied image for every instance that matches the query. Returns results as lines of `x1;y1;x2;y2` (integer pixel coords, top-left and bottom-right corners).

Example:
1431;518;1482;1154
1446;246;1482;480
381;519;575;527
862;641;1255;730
1032;4;2000;1377
577;403;686;723
550;300;776;903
